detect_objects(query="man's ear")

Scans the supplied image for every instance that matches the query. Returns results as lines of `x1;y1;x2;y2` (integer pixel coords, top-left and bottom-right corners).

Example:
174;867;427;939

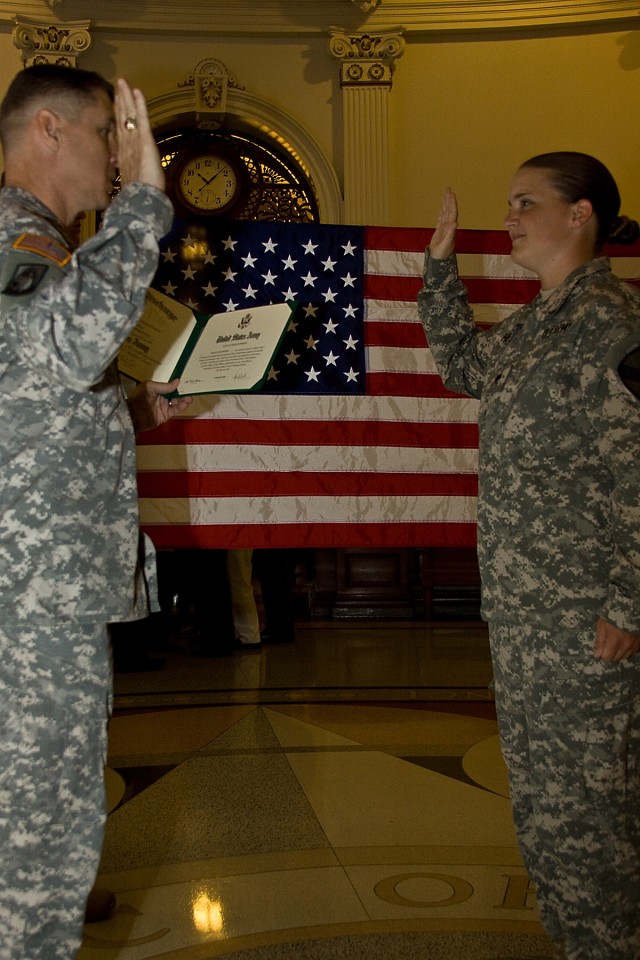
34;108;62;153
571;198;594;228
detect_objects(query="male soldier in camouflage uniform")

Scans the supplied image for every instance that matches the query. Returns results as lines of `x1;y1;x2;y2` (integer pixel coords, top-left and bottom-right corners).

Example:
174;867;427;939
0;65;189;959
418;157;640;959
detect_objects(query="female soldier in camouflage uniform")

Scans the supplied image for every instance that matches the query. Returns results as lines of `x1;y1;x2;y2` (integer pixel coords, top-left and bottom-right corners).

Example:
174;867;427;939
418;153;640;960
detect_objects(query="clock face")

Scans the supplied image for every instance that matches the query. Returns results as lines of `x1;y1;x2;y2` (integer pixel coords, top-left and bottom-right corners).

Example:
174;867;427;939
176;152;241;214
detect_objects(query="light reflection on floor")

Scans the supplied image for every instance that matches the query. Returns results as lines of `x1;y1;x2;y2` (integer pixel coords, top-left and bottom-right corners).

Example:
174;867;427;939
79;621;555;959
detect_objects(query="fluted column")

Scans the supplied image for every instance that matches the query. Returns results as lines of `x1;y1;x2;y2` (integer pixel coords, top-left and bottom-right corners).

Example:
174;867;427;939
12;16;92;68
329;28;405;225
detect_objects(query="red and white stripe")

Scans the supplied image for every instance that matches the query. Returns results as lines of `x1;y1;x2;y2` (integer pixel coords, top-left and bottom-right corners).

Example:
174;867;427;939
136;226;640;550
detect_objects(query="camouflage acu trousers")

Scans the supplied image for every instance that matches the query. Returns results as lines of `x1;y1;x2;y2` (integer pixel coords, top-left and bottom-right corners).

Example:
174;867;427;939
490;621;640;960
0;622;111;960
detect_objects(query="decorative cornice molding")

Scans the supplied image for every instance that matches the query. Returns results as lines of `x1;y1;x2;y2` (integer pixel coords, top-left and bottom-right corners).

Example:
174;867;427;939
0;1;637;35
381;1;640;31
40;0;382;8
12;16;92;67
351;0;381;11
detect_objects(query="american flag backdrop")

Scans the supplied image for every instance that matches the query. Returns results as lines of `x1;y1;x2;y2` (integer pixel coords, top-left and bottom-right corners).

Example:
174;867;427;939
135;221;640;550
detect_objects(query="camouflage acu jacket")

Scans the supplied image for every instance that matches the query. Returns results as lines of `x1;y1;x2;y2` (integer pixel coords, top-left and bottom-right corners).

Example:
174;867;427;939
0;184;173;625
418;253;640;634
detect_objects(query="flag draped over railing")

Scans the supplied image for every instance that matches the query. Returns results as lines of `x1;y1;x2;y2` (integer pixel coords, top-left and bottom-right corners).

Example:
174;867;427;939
135;222;640;550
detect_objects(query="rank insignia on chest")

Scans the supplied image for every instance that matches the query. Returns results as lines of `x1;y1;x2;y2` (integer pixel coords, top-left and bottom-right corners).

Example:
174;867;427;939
2;262;49;296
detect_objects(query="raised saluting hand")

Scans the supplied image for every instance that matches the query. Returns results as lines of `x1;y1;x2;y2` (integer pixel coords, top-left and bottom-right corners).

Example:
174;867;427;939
428;187;459;260
114;78;165;193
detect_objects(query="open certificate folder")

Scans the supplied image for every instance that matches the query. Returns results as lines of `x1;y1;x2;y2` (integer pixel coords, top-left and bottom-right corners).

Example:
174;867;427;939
118;289;296;395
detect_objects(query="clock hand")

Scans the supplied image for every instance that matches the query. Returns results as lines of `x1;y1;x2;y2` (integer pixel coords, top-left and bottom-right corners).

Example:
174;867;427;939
199;168;226;190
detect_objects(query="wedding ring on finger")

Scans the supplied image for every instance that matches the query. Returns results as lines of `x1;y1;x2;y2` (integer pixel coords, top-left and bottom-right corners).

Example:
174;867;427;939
123;116;137;131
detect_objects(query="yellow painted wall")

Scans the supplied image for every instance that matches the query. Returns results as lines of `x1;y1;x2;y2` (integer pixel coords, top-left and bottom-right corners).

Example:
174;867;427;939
0;20;638;230
390;27;640;229
83;34;338;170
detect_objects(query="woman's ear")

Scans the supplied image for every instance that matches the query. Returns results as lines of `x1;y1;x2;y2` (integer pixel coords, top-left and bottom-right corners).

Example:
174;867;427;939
571;198;594;228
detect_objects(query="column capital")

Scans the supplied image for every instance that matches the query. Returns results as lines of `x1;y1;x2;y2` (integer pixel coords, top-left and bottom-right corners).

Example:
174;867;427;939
12;16;93;67
328;27;405;86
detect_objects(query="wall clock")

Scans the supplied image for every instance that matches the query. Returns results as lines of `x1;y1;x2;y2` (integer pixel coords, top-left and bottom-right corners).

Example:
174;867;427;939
171;147;244;216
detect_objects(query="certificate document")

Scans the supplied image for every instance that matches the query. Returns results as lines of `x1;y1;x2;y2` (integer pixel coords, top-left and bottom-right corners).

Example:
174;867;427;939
118;289;295;394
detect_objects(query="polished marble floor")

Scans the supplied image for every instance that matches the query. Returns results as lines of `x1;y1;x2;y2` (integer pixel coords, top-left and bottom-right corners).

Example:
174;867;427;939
80;620;556;959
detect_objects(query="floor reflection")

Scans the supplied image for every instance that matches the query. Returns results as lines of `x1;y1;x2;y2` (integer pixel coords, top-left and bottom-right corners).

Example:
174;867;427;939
80;620;554;960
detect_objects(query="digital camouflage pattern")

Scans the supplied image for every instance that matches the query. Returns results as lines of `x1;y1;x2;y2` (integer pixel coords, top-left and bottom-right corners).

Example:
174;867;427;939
491;621;640;960
0;621;111;959
419;252;640;959
0;181;173;959
418;253;640;634
0;183;173;625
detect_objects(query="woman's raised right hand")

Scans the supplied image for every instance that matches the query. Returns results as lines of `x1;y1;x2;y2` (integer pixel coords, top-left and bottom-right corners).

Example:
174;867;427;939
429;187;458;259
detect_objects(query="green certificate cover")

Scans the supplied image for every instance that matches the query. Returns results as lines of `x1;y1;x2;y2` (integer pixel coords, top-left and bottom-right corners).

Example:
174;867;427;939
118;289;295;395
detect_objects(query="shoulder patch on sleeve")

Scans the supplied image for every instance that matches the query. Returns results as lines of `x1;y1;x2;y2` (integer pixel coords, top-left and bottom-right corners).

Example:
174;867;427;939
12;233;72;266
619;347;640;399
2;262;49;296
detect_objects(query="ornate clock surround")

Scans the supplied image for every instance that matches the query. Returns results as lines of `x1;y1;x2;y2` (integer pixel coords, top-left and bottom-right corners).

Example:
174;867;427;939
159;127;320;224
